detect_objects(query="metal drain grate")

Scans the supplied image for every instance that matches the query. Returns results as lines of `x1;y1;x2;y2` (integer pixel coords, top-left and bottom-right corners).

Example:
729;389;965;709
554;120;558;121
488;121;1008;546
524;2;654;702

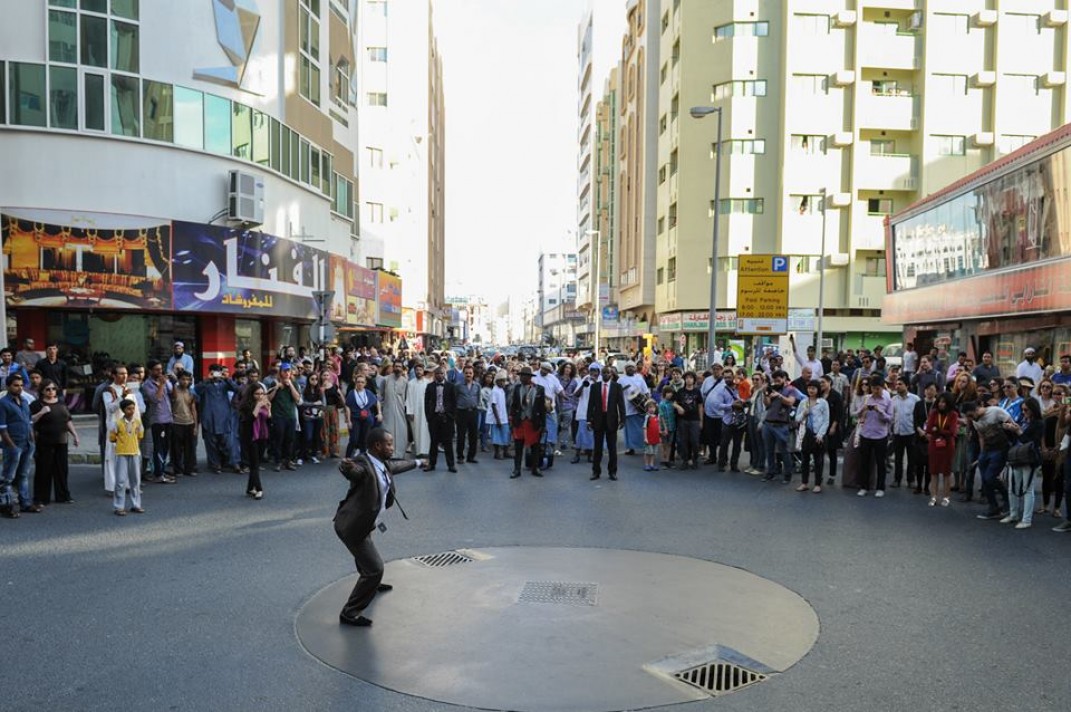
644;644;775;699
518;581;598;605
411;551;475;568
673;661;767;696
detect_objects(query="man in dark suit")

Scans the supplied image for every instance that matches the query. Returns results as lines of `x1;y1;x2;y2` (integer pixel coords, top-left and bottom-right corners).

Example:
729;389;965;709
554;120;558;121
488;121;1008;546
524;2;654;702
423;366;457;472
508;366;546;478
587;364;626;480
333;427;424;627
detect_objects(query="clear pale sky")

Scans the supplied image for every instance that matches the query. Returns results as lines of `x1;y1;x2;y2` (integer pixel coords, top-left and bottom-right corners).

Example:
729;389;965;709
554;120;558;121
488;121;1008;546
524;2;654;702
436;0;624;305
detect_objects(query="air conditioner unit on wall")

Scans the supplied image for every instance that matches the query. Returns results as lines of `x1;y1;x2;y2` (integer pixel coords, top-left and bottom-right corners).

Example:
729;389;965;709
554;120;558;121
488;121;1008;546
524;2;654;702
973;132;995;147
971;71;996;87
833;10;857;28
831;70;856;87
1043;71;1066;88
972;10;997;28
1044;10;1068;27
228;170;265;225
831;131;854;147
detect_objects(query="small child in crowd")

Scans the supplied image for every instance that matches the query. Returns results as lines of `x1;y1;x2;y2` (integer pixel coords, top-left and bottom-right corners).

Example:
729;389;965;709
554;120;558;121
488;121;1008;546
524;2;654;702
110;398;145;516
643;399;661;471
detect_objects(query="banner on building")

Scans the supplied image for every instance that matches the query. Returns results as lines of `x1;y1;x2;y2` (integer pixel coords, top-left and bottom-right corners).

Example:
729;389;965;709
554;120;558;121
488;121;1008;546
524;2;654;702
2;213;172;310
376;271;402;328
172;221;328;319
328;256;377;326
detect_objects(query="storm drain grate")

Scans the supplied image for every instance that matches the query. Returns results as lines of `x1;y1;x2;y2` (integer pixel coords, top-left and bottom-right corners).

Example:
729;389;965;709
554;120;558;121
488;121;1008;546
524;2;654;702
673;661;768;696
645;644;775;699
411;551;475;568
518;581;598;605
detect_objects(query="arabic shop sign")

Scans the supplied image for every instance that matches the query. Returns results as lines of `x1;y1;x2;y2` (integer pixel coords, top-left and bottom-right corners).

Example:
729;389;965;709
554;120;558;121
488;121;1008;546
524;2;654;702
172;221;328;319
681;311;738;331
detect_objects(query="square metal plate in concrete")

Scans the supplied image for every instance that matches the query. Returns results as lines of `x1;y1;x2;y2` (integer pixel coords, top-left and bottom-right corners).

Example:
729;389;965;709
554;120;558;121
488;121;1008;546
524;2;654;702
518;581;598;606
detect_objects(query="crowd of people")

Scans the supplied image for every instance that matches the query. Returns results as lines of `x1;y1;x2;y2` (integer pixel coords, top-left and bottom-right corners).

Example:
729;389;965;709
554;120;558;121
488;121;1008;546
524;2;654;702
1;337;1069;533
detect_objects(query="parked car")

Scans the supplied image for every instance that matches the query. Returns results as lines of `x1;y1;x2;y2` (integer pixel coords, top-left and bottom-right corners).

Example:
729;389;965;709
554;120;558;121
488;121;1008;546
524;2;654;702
883;343;904;369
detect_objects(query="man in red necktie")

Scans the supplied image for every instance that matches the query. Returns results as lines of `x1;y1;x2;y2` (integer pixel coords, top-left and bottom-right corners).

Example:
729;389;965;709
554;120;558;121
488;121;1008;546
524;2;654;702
587;365;626;481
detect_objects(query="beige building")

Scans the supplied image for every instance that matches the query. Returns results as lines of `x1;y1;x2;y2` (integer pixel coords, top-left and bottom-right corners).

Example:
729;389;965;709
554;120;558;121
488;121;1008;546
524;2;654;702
654;0;1071;354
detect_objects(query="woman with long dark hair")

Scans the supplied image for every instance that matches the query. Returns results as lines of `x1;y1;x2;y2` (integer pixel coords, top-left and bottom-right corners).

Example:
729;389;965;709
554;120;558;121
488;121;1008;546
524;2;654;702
30;379;80;505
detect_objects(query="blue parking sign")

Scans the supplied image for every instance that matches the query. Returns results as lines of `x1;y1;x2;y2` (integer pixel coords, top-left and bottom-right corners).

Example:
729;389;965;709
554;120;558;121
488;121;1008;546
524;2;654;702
772;256;788;272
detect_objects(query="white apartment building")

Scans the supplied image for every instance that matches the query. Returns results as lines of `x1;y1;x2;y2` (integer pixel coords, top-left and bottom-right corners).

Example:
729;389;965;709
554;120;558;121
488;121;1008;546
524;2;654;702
654;0;1071;355
357;0;446;345
537;251;580;345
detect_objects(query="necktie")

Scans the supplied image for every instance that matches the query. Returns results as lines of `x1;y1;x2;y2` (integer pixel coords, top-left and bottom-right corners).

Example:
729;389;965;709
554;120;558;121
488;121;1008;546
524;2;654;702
602;383;609;411
436;384;444;413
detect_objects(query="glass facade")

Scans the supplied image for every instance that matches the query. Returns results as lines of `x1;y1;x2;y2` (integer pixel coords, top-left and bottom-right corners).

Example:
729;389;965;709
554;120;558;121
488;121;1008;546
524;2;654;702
110;73;139;135
142;80;172;141
891;140;1071;291
9;63;47;127
48;65;78;129
173;86;203;148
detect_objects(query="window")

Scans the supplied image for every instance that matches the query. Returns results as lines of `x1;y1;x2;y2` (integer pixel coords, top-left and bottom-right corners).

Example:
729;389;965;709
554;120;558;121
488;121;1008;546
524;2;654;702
659;114;667;134
252;110;270;166
792;194;824;215
321;152;332;194
367;0;387;16
999;134;1036;153
657;217;665;233
367;47;387;62
1004;74;1039;96
867;198;894;215
332;58;350;108
791;73;828;95
299;139;310;183
791;134;826;154
661;10;669;33
667;257;676;282
49;0;76;6
280;126;292;175
870;139;896;156
670;94;679;119
334;173;354;218
110;73;139;136
871;80;905;96
203;93;231;155
111;0;139;21
367;146;384;168
11;62;54;128
660;63;667;84
713;21;769;41
84;73;104;130
711;79;766;100
299;0;321;105
935;134;966;156
141;80;172;141
794;13;830;35
712;139;766;155
45;65;78;129
81;0;107;11
81;14;107;67
110;20;139;72
173;85;202;147
658;165;666;184
864;257;887;277
366;92;387;106
0;62;5;125
367;202;385;223
48;10;78;63
668;203;677;227
657;267;664;284
1005;13;1041;34
231;102;251;158
714;199;764;215
269;118;281;170
669;149;678;175
933;73;968;96
932;13;968;35
310;146;322;189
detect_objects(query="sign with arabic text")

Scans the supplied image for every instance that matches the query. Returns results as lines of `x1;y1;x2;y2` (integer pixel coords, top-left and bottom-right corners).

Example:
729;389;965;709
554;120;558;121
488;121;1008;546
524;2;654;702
172;221;328;319
736;254;789;334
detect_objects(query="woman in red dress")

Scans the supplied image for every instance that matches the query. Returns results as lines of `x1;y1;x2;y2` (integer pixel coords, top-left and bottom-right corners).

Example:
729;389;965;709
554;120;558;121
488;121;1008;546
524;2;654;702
925;392;959;508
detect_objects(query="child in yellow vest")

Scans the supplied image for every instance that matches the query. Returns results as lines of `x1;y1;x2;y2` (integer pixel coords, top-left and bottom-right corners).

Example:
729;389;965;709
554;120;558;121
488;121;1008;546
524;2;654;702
110;399;145;516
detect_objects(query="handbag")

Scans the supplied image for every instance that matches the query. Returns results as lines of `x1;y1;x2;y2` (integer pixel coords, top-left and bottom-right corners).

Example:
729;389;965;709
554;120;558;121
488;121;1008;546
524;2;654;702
1006;442;1040;467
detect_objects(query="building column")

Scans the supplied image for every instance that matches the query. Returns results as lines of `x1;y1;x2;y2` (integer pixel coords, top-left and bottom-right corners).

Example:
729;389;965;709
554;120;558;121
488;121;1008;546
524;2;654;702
199;315;236;378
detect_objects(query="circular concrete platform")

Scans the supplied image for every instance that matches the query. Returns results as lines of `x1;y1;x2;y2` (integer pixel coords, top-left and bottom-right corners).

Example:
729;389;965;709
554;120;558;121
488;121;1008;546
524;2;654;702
296;547;819;712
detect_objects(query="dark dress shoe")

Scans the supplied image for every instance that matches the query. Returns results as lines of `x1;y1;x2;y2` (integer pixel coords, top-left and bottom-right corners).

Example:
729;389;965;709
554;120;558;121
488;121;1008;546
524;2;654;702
376;583;393;592
626;449;636;456
510;470;521;479
466;458;478;463
448;467;458;473
21;505;43;514
609;474;618;481
530;469;544;477
339;614;373;627
590;474;601;480
422;466;436;472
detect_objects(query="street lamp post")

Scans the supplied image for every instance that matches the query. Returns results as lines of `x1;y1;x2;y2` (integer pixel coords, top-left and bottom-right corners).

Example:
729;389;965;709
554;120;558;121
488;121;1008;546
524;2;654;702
586;229;601;357
690;105;723;370
817;187;828;356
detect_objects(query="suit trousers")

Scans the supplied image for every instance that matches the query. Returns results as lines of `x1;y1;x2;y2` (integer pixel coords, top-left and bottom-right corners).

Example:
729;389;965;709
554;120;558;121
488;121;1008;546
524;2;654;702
591;427;618;476
428;414;455;468
340;532;384;618
455;409;478;460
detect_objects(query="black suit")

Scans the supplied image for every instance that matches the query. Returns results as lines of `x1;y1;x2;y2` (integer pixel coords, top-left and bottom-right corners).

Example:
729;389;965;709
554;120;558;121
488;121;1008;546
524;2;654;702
423;379;457;469
587;379;626;476
508;382;546;474
333;454;418;619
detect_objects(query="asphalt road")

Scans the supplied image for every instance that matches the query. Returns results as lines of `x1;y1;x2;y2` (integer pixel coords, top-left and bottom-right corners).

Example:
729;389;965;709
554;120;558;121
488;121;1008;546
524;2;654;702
4;450;1070;712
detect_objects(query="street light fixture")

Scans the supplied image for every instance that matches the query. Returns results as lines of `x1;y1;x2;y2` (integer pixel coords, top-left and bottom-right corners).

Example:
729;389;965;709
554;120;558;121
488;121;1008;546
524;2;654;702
690;105;723;369
586;228;601;357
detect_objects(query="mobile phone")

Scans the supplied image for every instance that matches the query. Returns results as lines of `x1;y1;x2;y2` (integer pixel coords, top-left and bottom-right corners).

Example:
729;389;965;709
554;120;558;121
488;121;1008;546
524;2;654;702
1064;396;1071;405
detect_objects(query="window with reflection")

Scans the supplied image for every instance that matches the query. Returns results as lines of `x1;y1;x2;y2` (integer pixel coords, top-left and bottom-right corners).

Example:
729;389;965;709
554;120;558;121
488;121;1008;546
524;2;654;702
49;65;78;129
892;145;1071;291
81;0;107;12
110;73;139;135
9;62;47;127
174;86;203;149
81;14;107;67
111;20;139;72
203;93;231;154
48;10;78;63
111;0;138;20
142;80;173;141
84;73;105;129
252;110;269;165
231;102;251;159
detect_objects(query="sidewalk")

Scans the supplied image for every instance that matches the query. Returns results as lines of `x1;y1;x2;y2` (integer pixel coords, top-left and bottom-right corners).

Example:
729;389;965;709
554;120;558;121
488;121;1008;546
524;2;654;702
69;414;210;465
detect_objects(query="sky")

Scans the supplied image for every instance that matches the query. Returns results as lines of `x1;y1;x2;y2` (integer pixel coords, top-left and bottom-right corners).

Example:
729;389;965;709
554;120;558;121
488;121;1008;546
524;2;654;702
435;0;625;306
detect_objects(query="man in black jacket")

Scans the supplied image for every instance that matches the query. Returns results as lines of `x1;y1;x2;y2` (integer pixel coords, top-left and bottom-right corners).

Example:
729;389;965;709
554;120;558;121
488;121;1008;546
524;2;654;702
334;428;424;627
587;365;626;480
423;367;457;472
508;366;546;478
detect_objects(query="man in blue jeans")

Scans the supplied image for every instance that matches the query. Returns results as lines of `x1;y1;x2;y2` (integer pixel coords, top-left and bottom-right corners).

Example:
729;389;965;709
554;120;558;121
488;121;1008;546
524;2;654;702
761;371;801;483
0;374;38;518
968;401;1012;520
269;363;302;470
